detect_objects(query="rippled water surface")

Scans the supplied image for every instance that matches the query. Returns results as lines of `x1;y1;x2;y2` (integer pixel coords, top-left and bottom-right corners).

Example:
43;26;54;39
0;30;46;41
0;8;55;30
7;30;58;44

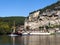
0;35;60;45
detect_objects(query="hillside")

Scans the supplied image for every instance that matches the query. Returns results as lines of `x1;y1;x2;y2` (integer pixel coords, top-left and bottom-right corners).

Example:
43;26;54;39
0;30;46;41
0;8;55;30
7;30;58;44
0;16;26;34
0;16;26;25
24;1;60;30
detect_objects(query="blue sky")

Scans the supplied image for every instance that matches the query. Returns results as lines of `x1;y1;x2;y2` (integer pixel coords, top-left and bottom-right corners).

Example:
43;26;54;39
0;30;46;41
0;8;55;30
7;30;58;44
0;0;58;17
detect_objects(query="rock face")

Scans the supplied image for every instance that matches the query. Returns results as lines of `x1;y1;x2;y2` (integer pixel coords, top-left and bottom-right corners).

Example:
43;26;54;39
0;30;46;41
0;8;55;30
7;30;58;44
24;1;60;30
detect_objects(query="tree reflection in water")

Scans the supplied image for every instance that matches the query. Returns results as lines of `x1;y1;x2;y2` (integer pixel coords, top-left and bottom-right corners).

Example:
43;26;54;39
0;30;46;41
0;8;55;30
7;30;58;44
0;35;60;45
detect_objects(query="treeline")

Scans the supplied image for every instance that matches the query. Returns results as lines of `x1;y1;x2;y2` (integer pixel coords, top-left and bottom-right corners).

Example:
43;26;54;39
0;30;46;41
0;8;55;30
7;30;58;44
30;1;60;14
39;1;60;12
0;16;26;35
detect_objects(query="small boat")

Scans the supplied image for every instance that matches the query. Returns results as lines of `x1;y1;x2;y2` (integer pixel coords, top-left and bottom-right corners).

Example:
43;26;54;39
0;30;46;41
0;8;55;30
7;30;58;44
8;33;18;36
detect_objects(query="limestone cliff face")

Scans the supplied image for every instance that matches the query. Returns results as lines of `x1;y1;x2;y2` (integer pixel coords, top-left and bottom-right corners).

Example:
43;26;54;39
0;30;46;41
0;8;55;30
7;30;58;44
24;1;60;30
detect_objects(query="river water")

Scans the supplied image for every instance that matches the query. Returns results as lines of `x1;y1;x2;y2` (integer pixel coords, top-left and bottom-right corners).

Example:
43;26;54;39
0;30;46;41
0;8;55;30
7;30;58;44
0;34;60;45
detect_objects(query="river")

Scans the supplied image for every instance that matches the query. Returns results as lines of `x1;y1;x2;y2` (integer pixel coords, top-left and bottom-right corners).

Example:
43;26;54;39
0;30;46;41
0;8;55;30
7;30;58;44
0;34;60;45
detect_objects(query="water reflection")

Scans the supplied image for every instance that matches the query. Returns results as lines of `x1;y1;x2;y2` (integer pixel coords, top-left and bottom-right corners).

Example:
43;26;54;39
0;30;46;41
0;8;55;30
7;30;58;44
23;35;50;45
0;35;60;45
13;35;60;45
11;36;15;45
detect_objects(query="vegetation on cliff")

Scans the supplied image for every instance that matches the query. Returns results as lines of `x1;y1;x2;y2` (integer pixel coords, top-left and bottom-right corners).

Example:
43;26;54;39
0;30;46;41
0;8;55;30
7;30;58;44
30;1;60;14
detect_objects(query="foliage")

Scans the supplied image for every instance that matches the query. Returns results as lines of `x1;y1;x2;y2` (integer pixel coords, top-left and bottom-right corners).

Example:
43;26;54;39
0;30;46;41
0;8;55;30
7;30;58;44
39;26;44;30
30;1;60;14
0;22;10;34
0;16;26;34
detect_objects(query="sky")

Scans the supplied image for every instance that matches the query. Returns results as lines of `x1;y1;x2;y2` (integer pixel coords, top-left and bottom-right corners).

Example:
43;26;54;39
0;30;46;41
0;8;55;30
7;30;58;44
0;0;58;17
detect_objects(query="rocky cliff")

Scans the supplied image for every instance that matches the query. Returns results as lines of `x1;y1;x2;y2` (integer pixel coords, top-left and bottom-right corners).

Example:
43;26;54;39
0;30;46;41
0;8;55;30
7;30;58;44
24;1;60;30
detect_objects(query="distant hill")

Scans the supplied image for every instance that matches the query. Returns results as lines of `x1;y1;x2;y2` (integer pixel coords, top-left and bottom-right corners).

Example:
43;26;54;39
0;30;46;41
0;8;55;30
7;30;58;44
0;16;26;26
